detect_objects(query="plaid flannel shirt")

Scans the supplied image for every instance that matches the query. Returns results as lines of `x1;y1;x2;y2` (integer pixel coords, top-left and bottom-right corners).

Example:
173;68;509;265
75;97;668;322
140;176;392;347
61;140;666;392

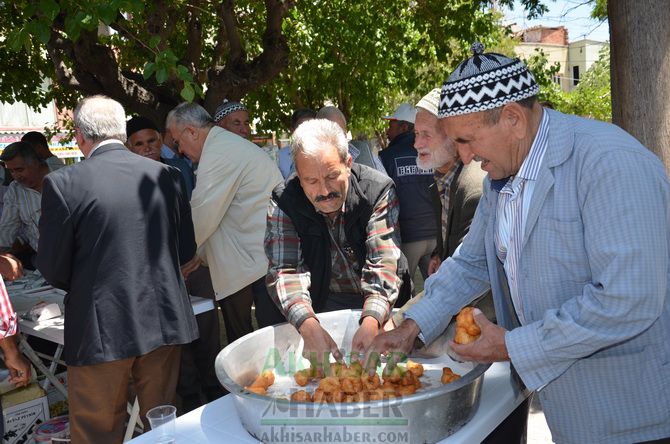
434;161;462;248
265;188;402;328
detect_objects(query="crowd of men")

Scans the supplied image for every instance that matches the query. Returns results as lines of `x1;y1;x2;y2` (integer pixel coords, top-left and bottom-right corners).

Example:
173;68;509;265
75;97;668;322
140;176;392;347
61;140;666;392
0;42;668;444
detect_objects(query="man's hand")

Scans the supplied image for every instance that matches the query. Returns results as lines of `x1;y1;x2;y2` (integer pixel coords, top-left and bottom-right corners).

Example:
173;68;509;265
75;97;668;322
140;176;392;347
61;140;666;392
0;253;23;281
351;316;381;355
363;318;421;374
180;255;202;280
449;309;510;362
299;318;342;367
427;255;441;276
1;337;30;388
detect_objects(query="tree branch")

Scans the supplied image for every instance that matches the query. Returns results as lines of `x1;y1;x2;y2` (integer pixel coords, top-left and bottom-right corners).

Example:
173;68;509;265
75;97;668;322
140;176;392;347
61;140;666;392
221;0;244;62
204;0;294;110
185;0;204;72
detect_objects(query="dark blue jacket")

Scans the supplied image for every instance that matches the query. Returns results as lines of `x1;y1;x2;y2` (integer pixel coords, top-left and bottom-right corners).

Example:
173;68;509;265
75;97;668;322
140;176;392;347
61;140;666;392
379;132;437;243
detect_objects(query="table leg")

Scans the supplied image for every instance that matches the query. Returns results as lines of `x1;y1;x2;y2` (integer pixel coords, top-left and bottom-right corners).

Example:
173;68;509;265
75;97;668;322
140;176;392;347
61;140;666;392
123;396;142;442
18;335;68;398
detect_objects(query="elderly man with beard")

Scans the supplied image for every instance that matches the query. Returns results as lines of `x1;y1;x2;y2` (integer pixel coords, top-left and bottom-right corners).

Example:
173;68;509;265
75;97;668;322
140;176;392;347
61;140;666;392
387;88;487;328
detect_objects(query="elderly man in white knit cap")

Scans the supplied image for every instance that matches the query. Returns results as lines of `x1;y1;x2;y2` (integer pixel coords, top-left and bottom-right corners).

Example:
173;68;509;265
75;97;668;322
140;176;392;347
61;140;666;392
214;99;251;139
368;42;670;444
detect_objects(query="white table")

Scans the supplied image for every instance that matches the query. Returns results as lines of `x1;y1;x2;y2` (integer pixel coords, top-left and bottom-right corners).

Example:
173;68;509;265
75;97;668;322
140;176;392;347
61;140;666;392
129;362;528;443
8;286;215;442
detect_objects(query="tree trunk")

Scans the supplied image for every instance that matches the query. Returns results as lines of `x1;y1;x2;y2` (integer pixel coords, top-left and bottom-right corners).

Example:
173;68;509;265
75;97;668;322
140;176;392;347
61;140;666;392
608;0;670;174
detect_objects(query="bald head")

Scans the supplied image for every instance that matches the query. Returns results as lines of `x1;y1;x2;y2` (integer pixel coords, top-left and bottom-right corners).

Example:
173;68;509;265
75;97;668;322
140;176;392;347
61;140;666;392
316;106;347;133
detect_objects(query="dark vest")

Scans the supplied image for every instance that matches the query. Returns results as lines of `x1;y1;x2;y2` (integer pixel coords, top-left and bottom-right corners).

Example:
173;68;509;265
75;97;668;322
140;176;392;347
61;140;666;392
273;164;412;311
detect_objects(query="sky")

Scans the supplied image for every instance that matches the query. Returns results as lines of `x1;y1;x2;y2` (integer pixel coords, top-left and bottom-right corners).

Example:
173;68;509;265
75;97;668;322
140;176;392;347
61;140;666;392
504;0;610;42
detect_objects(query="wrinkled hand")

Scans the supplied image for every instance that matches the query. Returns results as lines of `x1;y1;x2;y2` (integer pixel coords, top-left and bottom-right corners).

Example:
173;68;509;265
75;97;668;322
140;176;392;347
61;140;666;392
2;338;30;388
299;318;342;367
0;253;23;281
427;255;441;276
449;309;510;363
351;316;381;356
180;255;202;280
363;318;421;374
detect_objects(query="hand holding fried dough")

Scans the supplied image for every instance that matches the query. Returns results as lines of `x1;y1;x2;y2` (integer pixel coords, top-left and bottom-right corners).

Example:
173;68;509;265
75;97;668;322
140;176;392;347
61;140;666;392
449;308;510;363
454;307;481;344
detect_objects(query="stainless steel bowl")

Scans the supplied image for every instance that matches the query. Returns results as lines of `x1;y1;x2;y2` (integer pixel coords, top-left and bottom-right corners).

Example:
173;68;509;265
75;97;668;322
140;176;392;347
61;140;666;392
215;309;490;444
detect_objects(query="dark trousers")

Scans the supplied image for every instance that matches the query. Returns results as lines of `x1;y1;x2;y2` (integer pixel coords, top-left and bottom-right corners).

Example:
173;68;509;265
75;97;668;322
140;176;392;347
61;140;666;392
218;282;255;344
177;266;225;413
68;345;180;444
322;292;364;312
252;276;286;328
482;395;531;444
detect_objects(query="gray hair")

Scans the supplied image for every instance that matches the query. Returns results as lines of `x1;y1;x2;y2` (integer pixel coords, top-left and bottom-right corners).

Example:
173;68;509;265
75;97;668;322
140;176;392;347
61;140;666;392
166;102;214;131
291;119;349;166
74;95;127;143
316;106;347;132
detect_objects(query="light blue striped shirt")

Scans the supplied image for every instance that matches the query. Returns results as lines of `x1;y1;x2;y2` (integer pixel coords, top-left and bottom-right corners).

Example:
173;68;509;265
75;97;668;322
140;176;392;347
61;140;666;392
495;109;549;324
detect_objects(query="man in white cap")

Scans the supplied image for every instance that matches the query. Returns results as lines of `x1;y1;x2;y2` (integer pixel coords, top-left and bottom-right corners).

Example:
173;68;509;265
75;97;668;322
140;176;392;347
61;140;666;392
367;43;670;443
214;99;251;139
379;104;436;299
387;89;488;327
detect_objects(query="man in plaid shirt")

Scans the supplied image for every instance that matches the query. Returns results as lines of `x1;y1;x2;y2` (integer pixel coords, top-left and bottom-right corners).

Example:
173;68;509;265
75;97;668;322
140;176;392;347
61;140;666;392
265;119;410;363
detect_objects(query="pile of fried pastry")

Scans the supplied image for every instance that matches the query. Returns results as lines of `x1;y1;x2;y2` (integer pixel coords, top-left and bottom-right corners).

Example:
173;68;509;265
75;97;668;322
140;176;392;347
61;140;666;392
245;360;461;403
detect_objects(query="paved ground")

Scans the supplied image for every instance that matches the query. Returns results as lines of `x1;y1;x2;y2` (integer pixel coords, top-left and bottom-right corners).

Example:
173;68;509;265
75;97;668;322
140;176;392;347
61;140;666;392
528;396;553;443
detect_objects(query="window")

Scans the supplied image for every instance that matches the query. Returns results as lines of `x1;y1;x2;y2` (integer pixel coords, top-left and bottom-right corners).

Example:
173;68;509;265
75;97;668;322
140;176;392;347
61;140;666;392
573;66;580;86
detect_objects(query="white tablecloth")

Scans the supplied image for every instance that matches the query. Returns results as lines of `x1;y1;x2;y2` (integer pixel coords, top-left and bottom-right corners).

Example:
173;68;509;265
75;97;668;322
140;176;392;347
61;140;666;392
129;362;527;443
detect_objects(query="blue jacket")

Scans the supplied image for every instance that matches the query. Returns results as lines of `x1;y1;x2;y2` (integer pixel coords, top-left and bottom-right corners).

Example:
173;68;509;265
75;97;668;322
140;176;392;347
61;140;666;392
379;132;437;243
407;109;670;443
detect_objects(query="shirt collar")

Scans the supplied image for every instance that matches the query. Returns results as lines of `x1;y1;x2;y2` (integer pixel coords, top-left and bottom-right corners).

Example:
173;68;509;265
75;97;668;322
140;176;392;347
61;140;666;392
490;109;550;192
88;139;124;158
516;109;550;182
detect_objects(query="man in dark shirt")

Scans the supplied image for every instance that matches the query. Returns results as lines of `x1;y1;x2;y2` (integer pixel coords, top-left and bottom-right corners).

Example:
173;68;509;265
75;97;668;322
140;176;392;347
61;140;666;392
379;104;437;301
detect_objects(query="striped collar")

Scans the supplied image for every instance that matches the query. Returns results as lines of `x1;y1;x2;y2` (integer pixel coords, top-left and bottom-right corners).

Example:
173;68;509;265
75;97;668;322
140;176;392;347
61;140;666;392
490;109;549;192
517;109;549;182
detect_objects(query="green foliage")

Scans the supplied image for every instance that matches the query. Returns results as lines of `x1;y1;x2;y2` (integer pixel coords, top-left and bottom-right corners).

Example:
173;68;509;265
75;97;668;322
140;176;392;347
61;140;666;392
522;44;611;121
1;0;556;135
248;1;518;136
563;45;611;121
522;49;568;109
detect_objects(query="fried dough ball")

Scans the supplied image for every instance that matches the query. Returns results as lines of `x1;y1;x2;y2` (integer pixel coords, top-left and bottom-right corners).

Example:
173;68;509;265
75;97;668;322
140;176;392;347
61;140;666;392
406;360;424;377
313;388;331;403
290;390;312;402
344;392;366;403
340;361;363;378
360;374;381;390
441;367;461;385
454;307;481;344
318;376;341;393
396;385;417;396
246;369;275;394
329;362;345;377
383;365;406;384
245;386;267;395
331;391;347;403
294;369;311;387
341;376;363;394
367;388;385;401
400;371;421;388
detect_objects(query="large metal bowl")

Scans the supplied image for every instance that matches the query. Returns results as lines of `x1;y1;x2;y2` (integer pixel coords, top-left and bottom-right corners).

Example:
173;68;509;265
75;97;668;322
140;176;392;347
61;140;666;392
215;310;490;444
